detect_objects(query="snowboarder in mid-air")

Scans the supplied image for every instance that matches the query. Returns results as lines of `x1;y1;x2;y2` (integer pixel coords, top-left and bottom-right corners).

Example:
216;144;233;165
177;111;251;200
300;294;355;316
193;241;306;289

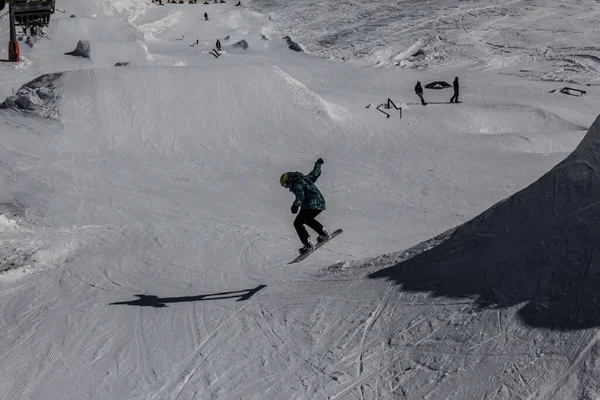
280;158;330;255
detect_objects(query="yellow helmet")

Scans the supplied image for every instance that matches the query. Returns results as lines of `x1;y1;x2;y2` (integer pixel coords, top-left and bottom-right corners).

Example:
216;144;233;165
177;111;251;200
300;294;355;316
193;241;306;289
280;172;289;187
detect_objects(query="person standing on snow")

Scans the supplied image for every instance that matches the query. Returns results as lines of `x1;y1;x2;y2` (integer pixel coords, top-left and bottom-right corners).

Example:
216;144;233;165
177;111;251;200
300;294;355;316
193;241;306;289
280;158;330;254
204;12;209;21
415;81;426;106
450;77;460;103
216;39;221;51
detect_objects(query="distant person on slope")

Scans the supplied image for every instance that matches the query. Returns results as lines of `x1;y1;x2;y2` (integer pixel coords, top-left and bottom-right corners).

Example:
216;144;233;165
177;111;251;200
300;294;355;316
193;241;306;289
216;39;221;51
450;77;460;103
280;158;330;255
415;81;426;106
204;12;209;21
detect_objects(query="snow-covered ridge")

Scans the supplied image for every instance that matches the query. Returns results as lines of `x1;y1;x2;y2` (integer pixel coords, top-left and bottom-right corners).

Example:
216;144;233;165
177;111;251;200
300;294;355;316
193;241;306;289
51;16;151;65
53;64;346;155
373;116;600;330
137;10;183;38
100;0;153;21
271;66;347;121
0;211;85;280
360;116;600;398
43;0;152;21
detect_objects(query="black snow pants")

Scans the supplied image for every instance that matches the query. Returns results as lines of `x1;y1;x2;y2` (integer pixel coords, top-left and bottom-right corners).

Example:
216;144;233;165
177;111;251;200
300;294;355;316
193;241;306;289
294;209;325;246
450;89;459;103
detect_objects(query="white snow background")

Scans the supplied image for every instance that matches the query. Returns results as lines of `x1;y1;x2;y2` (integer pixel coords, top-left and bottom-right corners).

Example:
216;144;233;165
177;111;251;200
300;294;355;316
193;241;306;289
0;0;599;398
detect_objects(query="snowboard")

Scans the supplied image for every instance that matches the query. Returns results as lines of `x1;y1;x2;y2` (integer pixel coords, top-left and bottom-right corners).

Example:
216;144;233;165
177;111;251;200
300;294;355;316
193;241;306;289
288;229;343;265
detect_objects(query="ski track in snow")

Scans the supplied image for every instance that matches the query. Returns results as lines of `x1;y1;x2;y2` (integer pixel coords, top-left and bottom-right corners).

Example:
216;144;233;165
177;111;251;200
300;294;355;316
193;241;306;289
356;284;393;400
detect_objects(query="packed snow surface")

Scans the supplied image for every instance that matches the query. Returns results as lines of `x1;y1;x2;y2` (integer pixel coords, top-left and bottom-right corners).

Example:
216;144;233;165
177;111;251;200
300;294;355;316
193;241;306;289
250;0;600;85
0;0;599;399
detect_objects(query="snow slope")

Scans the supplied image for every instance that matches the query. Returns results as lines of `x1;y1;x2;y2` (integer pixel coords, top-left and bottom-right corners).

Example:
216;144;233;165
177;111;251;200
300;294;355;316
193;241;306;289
0;0;599;399
250;0;600;85
371;115;600;399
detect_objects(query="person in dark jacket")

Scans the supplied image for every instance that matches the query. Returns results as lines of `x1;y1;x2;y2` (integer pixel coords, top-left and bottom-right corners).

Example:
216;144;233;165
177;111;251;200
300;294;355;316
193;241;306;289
450;77;460;103
280;158;330;254
216;39;221;51
204;12;209;20
415;81;426;106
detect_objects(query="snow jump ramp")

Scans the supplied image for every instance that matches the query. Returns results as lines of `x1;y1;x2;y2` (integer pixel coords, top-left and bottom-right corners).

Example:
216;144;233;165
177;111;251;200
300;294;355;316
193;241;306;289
371;115;600;330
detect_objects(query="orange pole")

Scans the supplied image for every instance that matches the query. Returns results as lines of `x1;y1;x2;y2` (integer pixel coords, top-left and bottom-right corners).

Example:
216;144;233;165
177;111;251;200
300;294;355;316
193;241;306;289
8;6;19;62
8;40;20;62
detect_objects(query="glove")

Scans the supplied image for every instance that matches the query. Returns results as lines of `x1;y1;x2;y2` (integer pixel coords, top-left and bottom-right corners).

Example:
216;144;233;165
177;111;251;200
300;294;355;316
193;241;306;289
316;158;324;165
291;204;299;214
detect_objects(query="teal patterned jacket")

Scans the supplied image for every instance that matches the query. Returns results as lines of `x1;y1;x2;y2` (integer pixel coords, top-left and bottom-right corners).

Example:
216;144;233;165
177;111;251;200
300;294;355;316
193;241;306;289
287;162;326;211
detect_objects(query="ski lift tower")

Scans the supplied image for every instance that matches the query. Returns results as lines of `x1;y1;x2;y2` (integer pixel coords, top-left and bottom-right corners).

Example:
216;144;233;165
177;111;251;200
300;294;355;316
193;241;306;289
2;0;56;62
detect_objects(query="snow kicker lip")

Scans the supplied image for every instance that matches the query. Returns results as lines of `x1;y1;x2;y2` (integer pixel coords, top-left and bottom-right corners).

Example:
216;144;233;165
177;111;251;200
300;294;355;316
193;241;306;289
370;114;600;330
449;104;586;136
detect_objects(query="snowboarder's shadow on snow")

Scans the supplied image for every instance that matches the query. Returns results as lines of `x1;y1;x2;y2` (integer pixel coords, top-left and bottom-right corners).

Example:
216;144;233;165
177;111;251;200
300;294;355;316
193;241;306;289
110;284;266;307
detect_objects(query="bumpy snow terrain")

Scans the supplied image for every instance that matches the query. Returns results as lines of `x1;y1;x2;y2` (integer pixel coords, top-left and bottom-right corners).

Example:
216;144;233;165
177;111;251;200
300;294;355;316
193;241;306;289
0;0;599;399
250;0;600;85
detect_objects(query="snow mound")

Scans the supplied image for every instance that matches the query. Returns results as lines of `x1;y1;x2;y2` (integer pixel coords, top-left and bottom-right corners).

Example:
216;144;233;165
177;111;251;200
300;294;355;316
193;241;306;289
371;114;600;330
0;239;36;275
450;104;586;135
392;37;429;62
0;213;79;278
50;17;150;66
50;0;152;22
221;9;247;30
366;37;444;69
137;10;182;38
230;39;249;50
0;214;19;231
0;231;82;279
100;0;153;21
54;64;344;155
271;66;346;121
65;40;91;58
476;130;585;155
0;73;63;119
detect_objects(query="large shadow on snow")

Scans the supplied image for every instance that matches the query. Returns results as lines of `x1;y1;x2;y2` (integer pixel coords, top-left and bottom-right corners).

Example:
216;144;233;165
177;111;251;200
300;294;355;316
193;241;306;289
370;115;600;330
110;285;266;308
